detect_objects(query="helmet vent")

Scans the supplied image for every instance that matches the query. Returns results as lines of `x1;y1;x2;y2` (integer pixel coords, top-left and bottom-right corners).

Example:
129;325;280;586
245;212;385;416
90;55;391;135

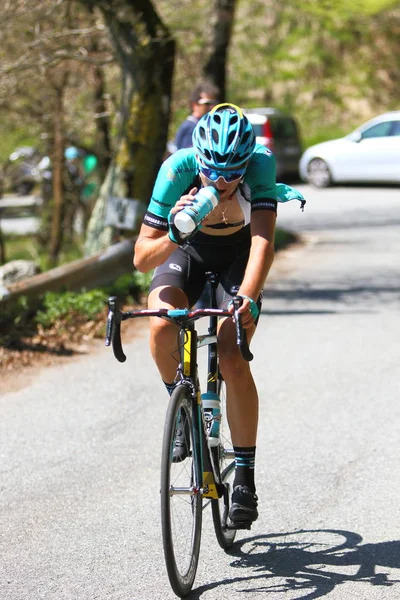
215;152;228;164
230;115;239;125
199;126;207;141
212;129;219;143
228;131;236;145
214;114;222;124
203;149;212;160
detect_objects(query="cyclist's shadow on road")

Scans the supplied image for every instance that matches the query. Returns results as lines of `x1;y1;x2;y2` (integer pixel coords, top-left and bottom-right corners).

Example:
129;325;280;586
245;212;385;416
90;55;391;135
188;528;400;599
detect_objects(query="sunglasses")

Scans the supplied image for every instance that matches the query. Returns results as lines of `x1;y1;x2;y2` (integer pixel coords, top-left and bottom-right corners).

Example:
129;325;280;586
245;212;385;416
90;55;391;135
197;99;217;106
199;165;246;183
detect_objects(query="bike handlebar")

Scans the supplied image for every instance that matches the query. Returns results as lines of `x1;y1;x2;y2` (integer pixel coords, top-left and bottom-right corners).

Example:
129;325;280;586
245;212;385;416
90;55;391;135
105;295;254;363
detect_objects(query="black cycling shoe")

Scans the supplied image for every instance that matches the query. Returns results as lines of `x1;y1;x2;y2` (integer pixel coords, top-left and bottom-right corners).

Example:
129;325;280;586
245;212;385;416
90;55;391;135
229;485;258;525
172;410;190;462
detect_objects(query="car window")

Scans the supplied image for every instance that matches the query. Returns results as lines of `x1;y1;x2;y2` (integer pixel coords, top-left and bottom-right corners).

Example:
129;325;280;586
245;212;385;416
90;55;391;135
390;121;400;136
270;118;299;140
251;123;264;137
361;121;393;139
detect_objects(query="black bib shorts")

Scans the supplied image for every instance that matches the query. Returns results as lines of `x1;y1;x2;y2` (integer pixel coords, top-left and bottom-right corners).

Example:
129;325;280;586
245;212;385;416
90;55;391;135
149;226;263;311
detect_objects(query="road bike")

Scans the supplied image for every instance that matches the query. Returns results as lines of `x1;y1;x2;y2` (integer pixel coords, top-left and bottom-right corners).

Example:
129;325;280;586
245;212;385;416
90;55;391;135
105;273;253;597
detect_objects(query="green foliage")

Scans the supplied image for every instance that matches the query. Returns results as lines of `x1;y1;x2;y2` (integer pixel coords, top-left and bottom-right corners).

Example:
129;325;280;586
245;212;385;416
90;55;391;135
4;234;85;272
106;271;153;304
35;289;106;329
106;272;136;300
132;269;154;295
0;268;155;347
158;0;400;148
105;268;154;303
0;126;41;164
32;269;153;332
2;0;399;173
300;0;399;18
0;296;37;344
304;124;351;148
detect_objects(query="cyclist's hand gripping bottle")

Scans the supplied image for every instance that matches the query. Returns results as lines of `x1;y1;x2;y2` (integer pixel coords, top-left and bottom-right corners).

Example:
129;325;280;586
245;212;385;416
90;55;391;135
201;391;221;447
174;186;220;234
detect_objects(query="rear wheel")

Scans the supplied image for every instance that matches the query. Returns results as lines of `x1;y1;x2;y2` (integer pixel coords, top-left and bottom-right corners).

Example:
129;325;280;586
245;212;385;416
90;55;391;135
160;385;202;597
211;378;237;548
307;158;332;188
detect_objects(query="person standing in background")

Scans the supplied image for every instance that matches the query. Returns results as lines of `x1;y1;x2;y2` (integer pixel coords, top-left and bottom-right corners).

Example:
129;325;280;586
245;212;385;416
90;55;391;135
174;82;220;150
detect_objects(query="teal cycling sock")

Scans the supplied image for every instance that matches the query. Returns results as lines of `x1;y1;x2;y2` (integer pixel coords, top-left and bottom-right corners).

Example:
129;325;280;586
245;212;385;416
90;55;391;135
233;446;256;493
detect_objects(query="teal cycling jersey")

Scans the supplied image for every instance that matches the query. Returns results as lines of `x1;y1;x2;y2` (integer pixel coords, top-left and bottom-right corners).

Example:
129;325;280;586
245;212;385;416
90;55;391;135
144;144;278;231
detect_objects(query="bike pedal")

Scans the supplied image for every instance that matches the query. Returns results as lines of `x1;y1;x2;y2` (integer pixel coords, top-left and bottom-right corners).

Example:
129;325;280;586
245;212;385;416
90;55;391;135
226;521;252;531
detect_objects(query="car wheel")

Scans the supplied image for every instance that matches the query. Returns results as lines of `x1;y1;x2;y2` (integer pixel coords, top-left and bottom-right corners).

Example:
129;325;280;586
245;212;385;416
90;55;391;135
307;158;332;188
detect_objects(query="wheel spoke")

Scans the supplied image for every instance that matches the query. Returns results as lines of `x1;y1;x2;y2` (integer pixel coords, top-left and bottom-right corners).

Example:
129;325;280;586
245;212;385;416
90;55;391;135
211;378;237;548
161;386;202;596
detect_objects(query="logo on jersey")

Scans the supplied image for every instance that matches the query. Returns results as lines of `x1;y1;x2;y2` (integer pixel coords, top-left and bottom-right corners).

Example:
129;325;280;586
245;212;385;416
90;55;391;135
169;263;182;272
167;168;176;181
151;196;170;208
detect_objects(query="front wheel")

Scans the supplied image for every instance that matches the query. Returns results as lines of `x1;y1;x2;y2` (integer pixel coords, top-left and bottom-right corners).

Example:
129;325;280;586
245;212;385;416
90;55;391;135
211;378;237;549
160;385;202;597
307;158;332;188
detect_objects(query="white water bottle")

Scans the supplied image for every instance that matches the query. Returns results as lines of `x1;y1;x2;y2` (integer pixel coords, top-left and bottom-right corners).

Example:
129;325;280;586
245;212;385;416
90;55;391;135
174;186;220;234
201;391;221;446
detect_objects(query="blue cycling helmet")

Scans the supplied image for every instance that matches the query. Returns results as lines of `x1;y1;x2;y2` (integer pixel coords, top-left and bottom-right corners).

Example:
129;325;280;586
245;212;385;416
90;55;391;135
192;103;255;169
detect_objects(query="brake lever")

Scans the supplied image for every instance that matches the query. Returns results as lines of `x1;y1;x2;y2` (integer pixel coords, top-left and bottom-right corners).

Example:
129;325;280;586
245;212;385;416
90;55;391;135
232;296;254;362
105;296;126;363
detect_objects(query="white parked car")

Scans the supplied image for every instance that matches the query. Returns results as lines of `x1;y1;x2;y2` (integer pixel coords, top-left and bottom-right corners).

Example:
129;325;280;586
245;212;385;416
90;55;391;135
299;111;400;187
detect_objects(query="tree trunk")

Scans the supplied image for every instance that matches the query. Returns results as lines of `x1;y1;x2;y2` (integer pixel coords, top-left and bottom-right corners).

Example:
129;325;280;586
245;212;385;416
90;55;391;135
203;0;237;101
0;224;5;265
93;63;112;181
81;0;175;256
49;87;65;265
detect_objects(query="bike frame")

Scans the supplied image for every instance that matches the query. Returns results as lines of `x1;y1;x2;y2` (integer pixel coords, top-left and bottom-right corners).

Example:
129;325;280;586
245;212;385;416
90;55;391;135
177;317;222;500
105;283;252;501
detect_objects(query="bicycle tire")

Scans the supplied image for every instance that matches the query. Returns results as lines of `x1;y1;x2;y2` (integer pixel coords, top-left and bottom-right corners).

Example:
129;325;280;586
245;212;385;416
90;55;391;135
160;384;202;597
211;378;237;548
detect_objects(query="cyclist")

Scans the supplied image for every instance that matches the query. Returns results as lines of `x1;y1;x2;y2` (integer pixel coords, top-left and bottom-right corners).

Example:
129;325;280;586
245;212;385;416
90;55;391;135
134;103;284;525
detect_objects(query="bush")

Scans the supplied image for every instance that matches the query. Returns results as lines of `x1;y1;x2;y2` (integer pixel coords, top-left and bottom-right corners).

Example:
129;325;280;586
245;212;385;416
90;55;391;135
0;296;37;345
35;289;106;329
105;269;154;304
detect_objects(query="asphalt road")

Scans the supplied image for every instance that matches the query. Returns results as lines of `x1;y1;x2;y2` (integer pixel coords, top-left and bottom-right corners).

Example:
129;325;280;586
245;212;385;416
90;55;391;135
1;184;400;599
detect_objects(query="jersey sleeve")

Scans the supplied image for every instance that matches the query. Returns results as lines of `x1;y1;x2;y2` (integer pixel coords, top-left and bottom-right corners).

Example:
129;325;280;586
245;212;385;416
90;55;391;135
144;150;198;230
245;144;277;212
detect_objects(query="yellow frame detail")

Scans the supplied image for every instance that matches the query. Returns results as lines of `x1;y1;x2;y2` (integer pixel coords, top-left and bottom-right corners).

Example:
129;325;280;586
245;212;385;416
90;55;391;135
183;330;191;376
202;471;218;499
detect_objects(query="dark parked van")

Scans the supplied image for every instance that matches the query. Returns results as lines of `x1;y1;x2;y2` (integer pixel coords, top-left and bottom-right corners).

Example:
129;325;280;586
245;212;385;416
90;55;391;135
244;108;302;179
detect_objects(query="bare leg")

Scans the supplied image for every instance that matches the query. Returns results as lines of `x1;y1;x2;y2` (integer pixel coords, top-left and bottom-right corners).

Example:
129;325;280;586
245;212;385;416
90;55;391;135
218;318;258;447
148;286;189;384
